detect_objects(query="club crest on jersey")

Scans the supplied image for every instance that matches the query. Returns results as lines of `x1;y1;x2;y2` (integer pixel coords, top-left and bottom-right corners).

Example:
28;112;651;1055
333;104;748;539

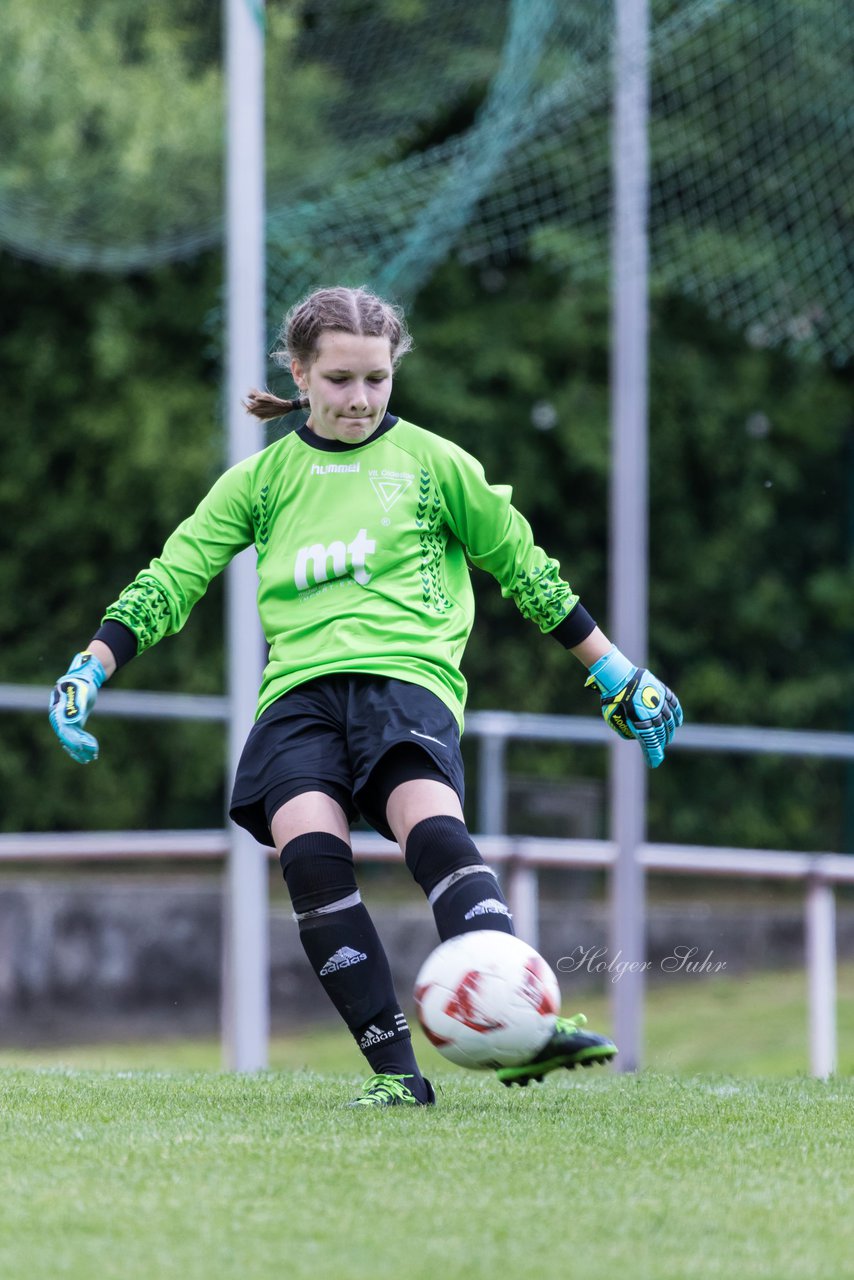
368;467;414;513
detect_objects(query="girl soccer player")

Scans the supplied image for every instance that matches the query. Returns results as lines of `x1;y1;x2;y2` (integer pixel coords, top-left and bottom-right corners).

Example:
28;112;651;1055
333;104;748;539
49;285;682;1105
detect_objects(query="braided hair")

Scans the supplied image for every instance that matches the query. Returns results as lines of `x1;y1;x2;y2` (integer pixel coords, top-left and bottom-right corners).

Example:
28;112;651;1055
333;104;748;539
244;285;412;422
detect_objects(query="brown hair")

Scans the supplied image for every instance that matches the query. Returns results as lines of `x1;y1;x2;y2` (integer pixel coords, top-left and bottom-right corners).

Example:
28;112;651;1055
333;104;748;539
244;285;412;422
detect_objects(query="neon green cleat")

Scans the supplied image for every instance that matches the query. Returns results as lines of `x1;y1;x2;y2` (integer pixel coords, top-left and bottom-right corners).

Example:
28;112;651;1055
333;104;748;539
348;1073;436;1107
496;1014;617;1087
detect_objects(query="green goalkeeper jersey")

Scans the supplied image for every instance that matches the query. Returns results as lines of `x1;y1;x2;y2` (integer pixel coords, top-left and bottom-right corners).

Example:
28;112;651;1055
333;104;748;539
102;415;578;728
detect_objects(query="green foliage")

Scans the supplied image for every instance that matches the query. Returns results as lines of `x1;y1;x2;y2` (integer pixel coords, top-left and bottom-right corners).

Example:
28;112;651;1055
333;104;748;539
1;0;852;849
0;0;223;262
2;246;852;848
0;0;506;279
0;251;227;831
399;258;853;849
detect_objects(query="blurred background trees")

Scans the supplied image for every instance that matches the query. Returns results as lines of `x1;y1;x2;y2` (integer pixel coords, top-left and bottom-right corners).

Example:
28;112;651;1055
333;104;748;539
1;0;851;849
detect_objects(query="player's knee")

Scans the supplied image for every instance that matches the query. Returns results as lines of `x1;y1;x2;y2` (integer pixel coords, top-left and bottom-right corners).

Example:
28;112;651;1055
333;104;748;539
280;832;359;917
404;815;485;897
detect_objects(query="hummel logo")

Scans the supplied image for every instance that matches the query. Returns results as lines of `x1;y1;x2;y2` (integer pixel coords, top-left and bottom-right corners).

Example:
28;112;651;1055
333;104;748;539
319;946;367;976
464;898;512;921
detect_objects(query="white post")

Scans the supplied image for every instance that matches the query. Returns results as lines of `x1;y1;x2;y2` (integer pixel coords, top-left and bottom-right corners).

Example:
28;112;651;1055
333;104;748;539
609;0;650;1072
478;732;508;836
507;862;540;950
805;878;837;1078
222;0;269;1071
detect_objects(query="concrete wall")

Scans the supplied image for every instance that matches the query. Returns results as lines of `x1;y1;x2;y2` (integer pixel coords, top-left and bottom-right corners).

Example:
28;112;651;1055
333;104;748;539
1;876;852;1044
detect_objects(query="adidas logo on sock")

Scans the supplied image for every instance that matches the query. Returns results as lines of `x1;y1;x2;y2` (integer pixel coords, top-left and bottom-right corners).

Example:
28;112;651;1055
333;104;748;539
320;945;368;976
464;898;512;920
359;1013;410;1049
359;1024;396;1048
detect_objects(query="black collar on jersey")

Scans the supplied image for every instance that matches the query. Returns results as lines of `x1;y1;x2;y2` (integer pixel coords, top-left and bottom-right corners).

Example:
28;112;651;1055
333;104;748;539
296;412;399;453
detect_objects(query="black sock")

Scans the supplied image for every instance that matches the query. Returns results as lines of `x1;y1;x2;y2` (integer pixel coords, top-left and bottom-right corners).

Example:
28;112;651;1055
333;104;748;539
355;1020;425;1086
296;902;428;1096
430;869;515;942
405;815;515;942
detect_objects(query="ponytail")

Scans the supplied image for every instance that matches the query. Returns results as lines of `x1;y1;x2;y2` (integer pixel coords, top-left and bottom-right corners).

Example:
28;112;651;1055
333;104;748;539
245;285;411;423
243;388;309;421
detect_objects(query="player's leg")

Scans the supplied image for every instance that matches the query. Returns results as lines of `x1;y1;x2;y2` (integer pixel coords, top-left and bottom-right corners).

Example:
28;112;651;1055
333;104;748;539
270;791;434;1105
367;749;617;1085
229;682;433;1106
350;678;515;941
350;679;617;1086
378;753;515;941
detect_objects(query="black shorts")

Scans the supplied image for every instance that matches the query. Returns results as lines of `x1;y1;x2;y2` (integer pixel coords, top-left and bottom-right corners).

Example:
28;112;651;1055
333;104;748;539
229;675;465;846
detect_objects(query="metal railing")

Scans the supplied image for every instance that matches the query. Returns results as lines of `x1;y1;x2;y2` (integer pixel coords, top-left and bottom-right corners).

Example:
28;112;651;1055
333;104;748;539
1;826;852;1078
4;682;853;1076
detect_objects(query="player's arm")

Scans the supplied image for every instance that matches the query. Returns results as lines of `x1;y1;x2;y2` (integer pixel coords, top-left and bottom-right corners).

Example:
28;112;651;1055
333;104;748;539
86;639;118;678
49;464;255;764
434;441;576;630
435;443;683;768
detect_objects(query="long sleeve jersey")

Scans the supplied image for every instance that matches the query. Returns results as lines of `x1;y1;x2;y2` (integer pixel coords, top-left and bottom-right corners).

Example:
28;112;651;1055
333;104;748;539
102;414;579;728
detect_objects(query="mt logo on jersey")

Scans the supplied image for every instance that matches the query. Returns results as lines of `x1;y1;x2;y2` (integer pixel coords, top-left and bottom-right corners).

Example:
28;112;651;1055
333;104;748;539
294;529;376;591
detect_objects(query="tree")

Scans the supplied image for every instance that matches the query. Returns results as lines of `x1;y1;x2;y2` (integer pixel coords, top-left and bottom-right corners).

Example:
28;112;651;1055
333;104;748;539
3;0;851;851
0;250;228;831
399;258;854;851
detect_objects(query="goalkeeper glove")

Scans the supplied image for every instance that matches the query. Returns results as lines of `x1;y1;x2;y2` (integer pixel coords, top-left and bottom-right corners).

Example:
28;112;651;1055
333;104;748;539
49;650;107;763
585;645;682;769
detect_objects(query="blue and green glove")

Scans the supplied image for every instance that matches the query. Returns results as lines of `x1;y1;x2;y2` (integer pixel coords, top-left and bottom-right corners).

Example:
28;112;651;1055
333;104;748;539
48;651;107;763
586;646;682;769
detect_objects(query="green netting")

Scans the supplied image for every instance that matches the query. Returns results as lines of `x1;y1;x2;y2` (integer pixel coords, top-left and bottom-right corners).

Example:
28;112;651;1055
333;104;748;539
1;0;851;363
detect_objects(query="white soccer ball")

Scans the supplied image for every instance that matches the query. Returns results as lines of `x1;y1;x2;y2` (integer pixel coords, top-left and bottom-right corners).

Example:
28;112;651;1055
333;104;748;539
414;930;560;1069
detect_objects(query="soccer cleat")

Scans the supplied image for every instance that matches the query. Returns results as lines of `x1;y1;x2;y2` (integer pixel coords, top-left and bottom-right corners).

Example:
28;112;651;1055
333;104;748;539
495;1014;617;1087
347;1073;436;1107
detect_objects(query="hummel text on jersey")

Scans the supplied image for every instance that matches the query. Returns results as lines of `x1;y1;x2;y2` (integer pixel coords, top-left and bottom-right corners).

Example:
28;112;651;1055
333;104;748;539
310;462;360;475
294;529;376;591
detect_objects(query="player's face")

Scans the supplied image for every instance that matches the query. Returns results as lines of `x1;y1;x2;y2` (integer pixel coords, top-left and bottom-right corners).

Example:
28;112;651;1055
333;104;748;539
292;331;393;444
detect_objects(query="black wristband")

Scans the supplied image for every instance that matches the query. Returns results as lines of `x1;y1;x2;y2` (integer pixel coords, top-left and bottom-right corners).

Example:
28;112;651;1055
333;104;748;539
548;602;597;650
90;620;139;670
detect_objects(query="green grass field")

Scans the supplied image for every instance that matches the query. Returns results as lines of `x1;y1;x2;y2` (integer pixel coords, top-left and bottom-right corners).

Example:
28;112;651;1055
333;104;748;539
2;967;853;1280
1;1070;852;1280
